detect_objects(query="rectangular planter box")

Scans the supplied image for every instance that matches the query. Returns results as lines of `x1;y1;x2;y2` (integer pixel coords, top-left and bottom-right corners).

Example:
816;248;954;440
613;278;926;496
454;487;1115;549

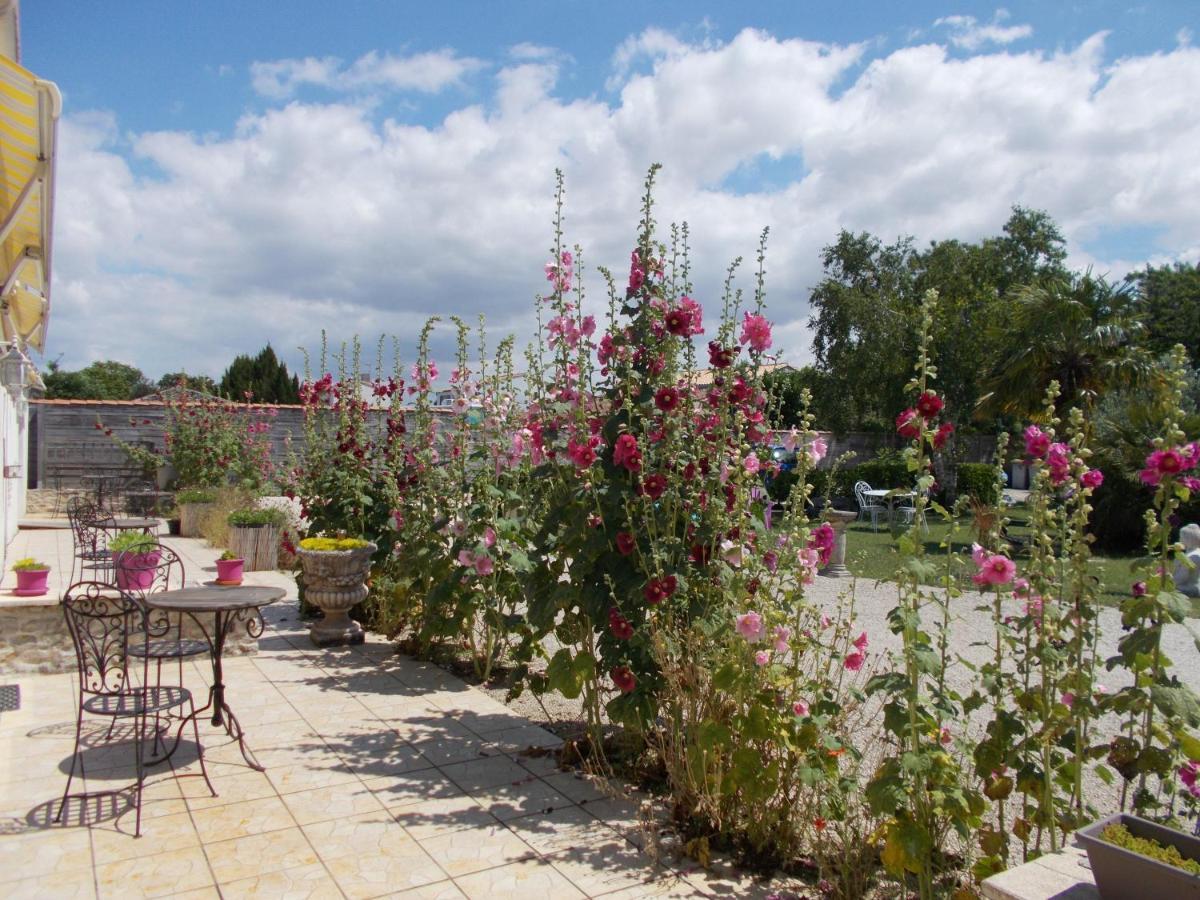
1076;812;1200;898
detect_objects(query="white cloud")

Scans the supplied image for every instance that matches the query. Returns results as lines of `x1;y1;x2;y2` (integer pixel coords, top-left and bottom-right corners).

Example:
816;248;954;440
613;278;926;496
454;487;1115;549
249;49;485;99
934;10;1033;50
49;28;1200;378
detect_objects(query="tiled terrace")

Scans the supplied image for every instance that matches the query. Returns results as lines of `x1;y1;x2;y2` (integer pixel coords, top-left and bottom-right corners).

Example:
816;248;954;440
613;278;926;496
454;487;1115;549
0;528;792;899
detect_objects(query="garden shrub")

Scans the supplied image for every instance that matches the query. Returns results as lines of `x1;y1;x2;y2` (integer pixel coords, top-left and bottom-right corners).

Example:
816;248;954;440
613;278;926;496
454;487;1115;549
956;462;999;505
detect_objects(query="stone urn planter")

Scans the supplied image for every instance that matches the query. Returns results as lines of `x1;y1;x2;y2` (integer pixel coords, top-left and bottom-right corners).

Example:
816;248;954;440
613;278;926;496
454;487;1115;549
818;509;858;578
297;540;376;647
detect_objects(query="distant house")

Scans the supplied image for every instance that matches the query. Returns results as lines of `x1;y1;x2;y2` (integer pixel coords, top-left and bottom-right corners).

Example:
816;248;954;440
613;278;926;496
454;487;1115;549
690;362;795;387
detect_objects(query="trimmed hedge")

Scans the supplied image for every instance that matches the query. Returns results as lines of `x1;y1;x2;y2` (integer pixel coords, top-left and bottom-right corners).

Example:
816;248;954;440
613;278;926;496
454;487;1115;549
956;463;999;505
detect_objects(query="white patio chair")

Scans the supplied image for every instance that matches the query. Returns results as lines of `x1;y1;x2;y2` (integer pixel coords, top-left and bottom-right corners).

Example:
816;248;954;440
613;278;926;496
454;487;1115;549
854;480;885;532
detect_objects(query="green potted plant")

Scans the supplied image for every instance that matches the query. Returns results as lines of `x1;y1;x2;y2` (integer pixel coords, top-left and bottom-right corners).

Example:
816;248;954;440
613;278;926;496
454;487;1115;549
11;557;50;596
215;548;244;585
176;488;216;538
226;506;287;572
297;536;376;646
108;531;161;591
1077;813;1200;896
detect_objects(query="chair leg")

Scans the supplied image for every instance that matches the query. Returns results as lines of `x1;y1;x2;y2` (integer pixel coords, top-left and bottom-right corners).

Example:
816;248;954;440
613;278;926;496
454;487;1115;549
133;713;145;838
56;709;84;823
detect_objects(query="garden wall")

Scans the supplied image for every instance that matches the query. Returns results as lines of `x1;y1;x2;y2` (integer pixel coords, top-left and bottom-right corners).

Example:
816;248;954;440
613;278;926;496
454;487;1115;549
768;430;997;467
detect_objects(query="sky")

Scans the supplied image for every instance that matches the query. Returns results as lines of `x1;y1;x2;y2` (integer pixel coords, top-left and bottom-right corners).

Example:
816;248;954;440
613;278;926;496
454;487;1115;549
20;0;1200;381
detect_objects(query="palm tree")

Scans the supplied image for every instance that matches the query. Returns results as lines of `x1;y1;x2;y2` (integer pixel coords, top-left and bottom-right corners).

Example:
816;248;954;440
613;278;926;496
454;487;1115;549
977;271;1155;420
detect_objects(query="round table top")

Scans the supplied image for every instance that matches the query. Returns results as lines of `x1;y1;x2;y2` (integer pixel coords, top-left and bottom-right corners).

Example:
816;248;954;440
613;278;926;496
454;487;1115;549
144;584;286;612
863;489;915;498
106;517;160;530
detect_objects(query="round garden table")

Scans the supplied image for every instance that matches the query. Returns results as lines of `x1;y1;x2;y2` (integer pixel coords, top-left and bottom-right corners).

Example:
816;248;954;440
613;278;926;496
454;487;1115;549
104;516;160;533
144;584;285;770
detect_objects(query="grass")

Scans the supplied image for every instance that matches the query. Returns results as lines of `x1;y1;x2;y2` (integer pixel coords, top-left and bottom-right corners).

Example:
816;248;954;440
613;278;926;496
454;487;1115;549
839;508;1200;617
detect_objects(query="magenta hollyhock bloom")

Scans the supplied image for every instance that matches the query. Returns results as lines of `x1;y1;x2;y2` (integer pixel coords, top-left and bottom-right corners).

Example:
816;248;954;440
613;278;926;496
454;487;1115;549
639;473;667;500
807;523;835;566
1046;442;1072;486
615;532;636;555
738;312;773;352
853;631;869;651
1061;692;1075;708
1080;468;1104;489
612;433;642;472
1180;761;1200;798
895;408;922;439
844;651;865;672
654;386;680;413
976;554;1016;586
611;665;637;693
643;575;678;605
933;422;955;450
472;554;494;576
567;436;597;468
735;612;766;642
1183;476;1200;492
916;391;944;418
793;700;810;717
1024;425;1051;459
1132;581;1147;597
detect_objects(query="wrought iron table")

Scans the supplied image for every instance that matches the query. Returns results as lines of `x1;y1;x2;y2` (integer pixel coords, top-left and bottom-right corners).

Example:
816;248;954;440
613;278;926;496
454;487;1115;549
144;584;285;770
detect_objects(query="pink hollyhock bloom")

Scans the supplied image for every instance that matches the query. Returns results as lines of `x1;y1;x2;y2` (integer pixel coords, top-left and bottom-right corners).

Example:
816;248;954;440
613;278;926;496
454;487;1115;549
844;651;865;672
805;437;828;465
611;665;637;693
450;520;467;538
763;550;778;573
1179;761;1200;798
743;453;761;475
1024;425;1051;459
896;408;922;439
1183;476;1200;492
797;547;820;584
457;549;475;568
1080;468;1104;489
580;315;596;338
781;428;799;453
916;391;944;418
735;612;766;642
628;252;645;293
1061;692;1075;708
739;312;773;352
977;554;1016;586
1141;448;1184;485
1046;443;1071;486
793;700;810;717
940;727;952;745
391;509;404;531
772;626;791;653
971;543;988;566
820;615;832;629
1013;577;1030;597
483;527;496;548
754;650;771;667
807;523;835;566
612;433;642;472
1132;581;1147;597
721;539;745;568
473;554;494;577
567;436;597;468
853;631;869;651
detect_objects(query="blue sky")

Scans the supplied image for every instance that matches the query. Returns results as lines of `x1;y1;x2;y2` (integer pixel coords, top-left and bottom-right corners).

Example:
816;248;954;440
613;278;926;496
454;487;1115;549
19;1;1200;378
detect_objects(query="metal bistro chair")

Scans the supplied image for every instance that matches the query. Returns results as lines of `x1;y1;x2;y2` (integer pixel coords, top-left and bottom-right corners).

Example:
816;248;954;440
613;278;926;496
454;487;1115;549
854;480;885;532
66;497;115;583
57;581;215;837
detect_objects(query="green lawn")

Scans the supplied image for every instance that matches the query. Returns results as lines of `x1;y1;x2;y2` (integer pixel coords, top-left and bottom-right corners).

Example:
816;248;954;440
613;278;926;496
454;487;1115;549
838;511;1200;616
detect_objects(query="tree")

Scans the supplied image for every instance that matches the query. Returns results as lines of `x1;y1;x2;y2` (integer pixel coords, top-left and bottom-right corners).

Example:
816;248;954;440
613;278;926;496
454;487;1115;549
977;271;1154;419
158;371;219;395
1127;261;1200;366
218;345;300;404
41;359;154;399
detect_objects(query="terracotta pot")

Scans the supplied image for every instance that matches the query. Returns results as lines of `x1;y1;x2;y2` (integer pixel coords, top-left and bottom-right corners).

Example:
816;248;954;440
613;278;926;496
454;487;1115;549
215;558;244;585
14;568;49;595
297;543;376;647
113;550;162;591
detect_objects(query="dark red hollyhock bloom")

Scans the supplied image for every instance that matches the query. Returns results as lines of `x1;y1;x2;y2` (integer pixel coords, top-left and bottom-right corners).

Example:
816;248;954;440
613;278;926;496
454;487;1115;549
616;532;636;555
933;422;955;450
611;665;637;693
612;433;642;472
690;544;712;566
654;386;680;413
640;473;667;500
707;341;734;368
916;391;944;418
664;307;691;337
608;607;634;640
643;575;677;605
896;408;922;439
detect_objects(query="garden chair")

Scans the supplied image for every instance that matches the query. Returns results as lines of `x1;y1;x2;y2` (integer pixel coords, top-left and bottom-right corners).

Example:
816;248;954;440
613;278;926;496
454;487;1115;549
57;581;215;837
853;480;885;532
66;497;116;583
895;492;928;533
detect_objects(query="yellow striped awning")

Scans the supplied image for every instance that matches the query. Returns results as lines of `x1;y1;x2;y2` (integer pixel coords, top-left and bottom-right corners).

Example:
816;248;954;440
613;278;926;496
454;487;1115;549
0;53;59;352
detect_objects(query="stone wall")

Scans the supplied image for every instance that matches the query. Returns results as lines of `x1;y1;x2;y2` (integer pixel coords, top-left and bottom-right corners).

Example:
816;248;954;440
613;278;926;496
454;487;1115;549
0;599;260;675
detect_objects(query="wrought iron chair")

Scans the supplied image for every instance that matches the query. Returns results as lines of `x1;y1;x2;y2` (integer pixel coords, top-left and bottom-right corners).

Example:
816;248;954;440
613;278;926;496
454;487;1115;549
66;497;116;583
57;581;215;837
853;480;885;532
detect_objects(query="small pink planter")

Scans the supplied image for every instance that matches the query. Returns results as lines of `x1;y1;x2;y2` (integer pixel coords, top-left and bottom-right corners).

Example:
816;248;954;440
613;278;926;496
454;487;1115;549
114;551;162;591
14;568;49;596
215;558;245;585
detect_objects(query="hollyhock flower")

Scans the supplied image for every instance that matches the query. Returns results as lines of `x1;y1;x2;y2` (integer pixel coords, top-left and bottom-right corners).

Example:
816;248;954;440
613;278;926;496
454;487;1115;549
844;651;865;672
1183;476;1200;492
793;700;810;717
773;626;791;653
739;312;773;352
743;453;761;475
754;650;771;667
763;550;778;573
916;391;944;418
1132;581;1147;597
472;554;494;577
940;727;952;745
975;553;1016;586
1046;443;1071;486
391;509;405;530
654;386;680;413
1080;468;1104;489
971;543;988;566
1141;448;1185;485
1061;692;1075;708
608;608;634;641
567;436;597;468
720;539;745;568
797;547;821;584
643;575;678;605
707;341;734;368
1179;761;1200;798
933;422;955;450
805;437;828;465
735;612;766;642
612;433;642;472
781;428;799;453
896;408;922;439
1024;595;1045;620
853;631;869;652
1024;425;1051;459
807;523;835;566
611;666;637;693
820;615;832;629
640;473;667;500
628;252;645;293
616;532;636;555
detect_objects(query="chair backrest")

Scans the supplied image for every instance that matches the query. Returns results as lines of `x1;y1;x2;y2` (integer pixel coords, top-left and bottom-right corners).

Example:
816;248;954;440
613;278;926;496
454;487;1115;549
66;498;110;557
61;581;147;699
117;544;186;638
854;480;872;507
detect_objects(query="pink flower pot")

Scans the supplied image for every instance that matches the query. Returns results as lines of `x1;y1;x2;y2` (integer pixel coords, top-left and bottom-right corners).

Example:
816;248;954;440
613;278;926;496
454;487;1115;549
215;558;244;585
14;568;49;596
114;551;162;591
